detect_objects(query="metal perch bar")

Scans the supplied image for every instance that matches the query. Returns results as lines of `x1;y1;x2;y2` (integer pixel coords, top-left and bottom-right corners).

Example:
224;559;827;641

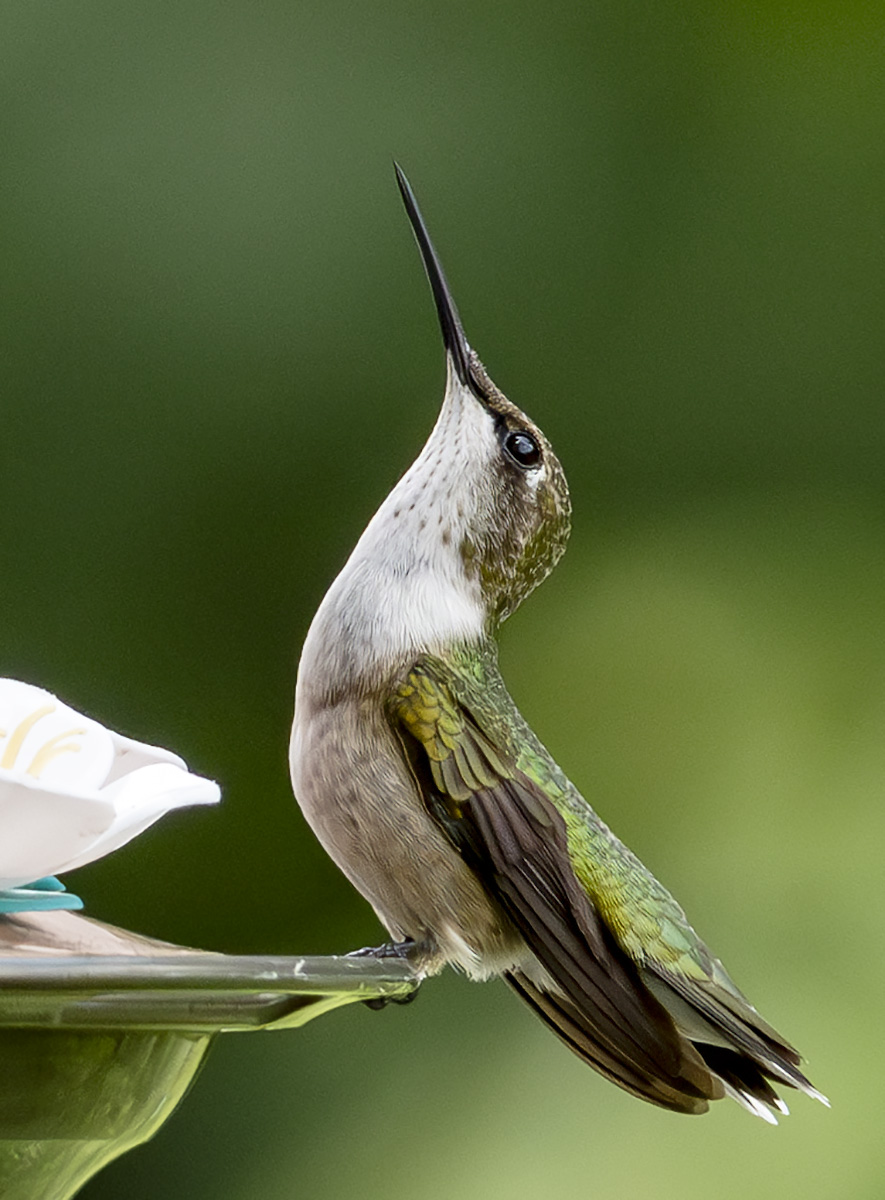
0;912;419;1200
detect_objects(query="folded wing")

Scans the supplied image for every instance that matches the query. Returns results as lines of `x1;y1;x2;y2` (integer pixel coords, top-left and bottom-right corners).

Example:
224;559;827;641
388;657;722;1113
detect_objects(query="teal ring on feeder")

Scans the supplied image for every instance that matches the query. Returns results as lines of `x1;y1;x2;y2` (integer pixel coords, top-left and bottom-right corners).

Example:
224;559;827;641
0;877;83;913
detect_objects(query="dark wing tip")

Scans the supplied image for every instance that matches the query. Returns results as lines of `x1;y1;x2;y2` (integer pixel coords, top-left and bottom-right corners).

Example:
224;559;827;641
393;163;472;388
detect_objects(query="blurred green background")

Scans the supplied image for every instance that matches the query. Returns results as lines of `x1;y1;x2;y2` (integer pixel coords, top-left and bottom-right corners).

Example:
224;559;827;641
3;1;884;1196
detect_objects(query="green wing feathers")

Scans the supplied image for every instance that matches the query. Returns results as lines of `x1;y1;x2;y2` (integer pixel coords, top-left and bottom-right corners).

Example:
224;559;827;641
388;652;823;1119
394;670;512;803
389;657;720;1113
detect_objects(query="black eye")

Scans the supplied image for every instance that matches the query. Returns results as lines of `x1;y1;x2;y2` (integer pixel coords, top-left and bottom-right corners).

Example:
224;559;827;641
503;430;541;469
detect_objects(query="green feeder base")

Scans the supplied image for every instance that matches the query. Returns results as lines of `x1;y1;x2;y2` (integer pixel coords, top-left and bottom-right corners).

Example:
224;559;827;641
0;912;418;1200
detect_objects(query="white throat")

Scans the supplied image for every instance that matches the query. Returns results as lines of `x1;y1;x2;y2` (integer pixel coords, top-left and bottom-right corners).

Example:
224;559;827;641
297;364;495;696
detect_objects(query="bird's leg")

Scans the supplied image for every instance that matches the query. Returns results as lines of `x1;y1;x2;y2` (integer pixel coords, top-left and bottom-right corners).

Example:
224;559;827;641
348;937;424;1009
348;936;419;960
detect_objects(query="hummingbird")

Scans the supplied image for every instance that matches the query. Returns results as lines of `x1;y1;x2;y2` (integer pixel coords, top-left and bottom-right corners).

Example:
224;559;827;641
290;165;827;1122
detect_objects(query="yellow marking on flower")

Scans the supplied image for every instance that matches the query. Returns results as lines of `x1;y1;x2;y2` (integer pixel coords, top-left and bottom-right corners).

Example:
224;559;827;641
26;729;86;779
0;704;56;770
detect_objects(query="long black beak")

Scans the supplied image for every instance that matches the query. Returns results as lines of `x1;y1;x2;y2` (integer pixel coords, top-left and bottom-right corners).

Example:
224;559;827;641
394;163;474;390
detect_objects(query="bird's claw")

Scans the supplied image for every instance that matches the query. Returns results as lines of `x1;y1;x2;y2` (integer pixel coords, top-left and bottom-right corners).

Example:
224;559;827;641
348;937;418;961
363;988;420;1011
348;938;422;1010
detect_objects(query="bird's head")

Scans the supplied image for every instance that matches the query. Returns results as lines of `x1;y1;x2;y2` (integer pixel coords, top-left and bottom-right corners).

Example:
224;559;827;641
385;166;572;633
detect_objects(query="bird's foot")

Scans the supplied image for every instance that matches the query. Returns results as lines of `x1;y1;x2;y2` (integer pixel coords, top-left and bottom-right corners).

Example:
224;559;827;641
363;988;420;1011
348;938;423;1010
348;937;419;961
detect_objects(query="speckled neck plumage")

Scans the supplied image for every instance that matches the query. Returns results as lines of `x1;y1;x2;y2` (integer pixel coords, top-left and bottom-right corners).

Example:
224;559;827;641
295;351;570;703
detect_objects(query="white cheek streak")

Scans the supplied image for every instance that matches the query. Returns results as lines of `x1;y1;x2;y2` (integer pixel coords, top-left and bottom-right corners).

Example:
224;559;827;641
525;462;547;492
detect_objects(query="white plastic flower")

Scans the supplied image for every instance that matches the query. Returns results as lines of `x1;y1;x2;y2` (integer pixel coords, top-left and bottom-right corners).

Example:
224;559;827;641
0;678;220;892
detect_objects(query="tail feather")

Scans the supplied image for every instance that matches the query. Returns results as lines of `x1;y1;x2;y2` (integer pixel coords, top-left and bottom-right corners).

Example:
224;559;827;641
506;971;718;1115
696;1045;790;1123
645;964;828;1115
507;969;828;1122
